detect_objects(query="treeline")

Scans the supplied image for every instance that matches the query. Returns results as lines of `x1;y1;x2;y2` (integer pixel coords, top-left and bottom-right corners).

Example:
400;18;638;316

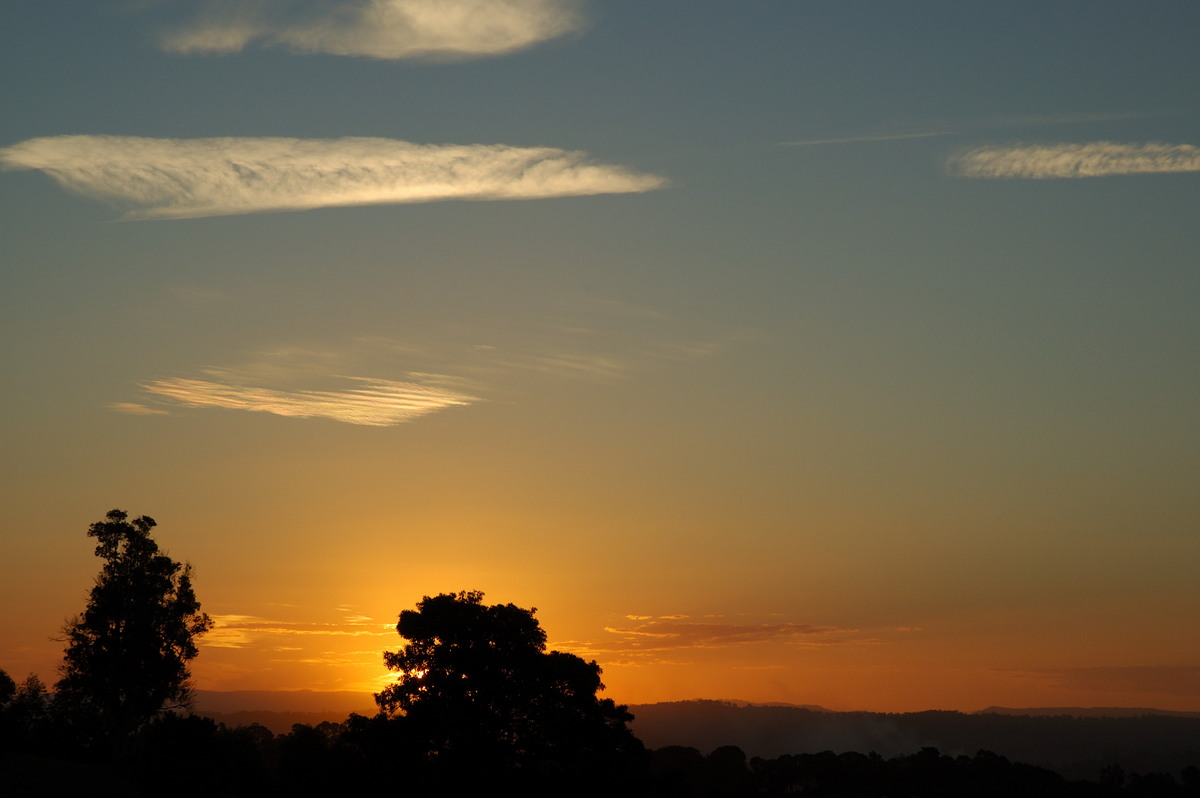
4;691;1200;798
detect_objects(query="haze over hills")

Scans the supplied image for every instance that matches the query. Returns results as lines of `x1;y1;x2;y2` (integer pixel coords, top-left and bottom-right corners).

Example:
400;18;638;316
194;690;1200;721
194;690;377;715
192;690;376;733
980;706;1200;719
190;692;1200;779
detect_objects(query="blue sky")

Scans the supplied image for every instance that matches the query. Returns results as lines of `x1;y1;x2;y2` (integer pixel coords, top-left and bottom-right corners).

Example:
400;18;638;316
2;0;1199;710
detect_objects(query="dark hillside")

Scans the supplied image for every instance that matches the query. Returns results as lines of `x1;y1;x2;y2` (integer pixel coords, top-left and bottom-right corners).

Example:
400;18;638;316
628;701;1200;780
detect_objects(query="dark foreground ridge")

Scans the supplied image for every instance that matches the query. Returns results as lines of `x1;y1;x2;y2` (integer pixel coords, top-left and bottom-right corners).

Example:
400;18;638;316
12;685;1200;797
188;691;1200;780
6;698;1200;797
9;684;1200;798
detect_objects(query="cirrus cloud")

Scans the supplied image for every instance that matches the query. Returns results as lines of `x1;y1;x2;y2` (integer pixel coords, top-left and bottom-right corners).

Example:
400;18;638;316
161;0;585;60
114;312;750;428
592;614;864;652
142;375;476;426
0;135;666;220
602;619;856;650
108;402;170;417
553;617;870;668
948;141;1200;179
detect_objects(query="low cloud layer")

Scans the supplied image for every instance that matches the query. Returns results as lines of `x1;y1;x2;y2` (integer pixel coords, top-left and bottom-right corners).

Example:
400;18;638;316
949;141;1200;178
0;135;665;219
161;0;584;60
142;375;475;426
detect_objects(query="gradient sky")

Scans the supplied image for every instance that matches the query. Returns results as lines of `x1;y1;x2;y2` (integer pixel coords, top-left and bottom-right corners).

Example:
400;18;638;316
2;1;1199;713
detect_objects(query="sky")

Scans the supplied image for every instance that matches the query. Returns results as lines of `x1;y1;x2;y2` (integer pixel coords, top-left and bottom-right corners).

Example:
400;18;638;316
2;0;1199;714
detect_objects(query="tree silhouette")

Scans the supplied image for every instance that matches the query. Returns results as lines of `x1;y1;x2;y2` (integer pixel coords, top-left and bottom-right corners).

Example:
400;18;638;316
56;509;212;749
0;668;14;704
375;590;643;790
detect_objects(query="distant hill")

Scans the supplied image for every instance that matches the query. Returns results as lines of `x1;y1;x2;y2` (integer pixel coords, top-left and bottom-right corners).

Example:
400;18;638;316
626;700;1200;780
193;690;376;714
192;690;375;733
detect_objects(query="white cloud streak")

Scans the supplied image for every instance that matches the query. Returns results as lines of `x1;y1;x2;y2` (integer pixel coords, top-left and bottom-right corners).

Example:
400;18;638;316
161;0;584;60
143;376;476;425
0;135;666;219
949;141;1200;179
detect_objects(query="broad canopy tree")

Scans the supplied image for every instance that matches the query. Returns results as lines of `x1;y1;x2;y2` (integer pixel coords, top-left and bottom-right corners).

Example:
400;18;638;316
56;509;212;745
375;590;641;779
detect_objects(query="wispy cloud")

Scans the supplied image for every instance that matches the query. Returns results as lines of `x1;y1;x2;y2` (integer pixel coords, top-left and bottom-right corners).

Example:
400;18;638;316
454;315;761;385
0;135;666;219
555;617;872;668
782;131;953;147
143;375;475;426
948;141;1200;179
161;0;585;60
118;311;753;427
601;619;857;650
783;111;1166;148
108;402;170;417
205;611;395;650
1008;665;1200;697
198;606;403;691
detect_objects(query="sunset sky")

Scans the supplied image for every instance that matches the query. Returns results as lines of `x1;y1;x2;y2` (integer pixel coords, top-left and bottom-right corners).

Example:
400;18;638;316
2;1;1199;714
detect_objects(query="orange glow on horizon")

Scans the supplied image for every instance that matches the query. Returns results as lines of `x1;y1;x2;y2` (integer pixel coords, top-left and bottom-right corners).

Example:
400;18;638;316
184;595;1200;715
